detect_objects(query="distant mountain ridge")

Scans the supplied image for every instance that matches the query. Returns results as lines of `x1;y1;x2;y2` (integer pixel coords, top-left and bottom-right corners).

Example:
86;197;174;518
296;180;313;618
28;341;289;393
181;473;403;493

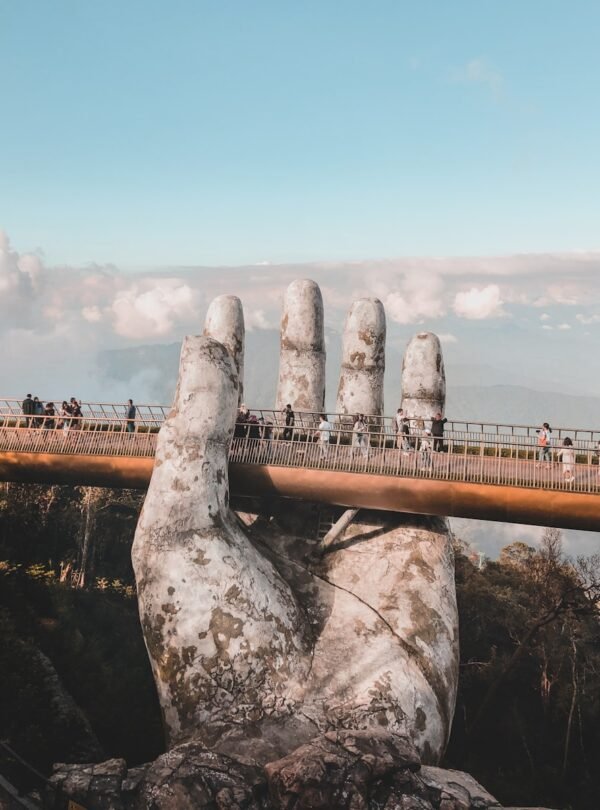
98;338;600;431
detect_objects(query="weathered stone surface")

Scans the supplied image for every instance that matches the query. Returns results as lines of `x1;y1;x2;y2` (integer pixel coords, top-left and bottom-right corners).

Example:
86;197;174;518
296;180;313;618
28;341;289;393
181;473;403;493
134;741;263;809
420;766;500;809
49;758;128;809
132;286;458;767
401;332;445;420
50;737;516;810
203;294;245;405
131;336;310;755
336;297;386;417
275;279;326;414
308;511;458;763
265;730;423;809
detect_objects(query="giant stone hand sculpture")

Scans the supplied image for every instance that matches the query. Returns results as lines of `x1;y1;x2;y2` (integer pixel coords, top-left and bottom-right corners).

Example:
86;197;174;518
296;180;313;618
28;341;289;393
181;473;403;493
132;279;459;769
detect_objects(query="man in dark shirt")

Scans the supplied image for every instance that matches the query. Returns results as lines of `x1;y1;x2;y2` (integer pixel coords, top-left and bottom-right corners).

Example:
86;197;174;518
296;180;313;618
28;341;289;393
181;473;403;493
126;399;137;433
22;394;34;426
431;412;448;452
283;404;295;440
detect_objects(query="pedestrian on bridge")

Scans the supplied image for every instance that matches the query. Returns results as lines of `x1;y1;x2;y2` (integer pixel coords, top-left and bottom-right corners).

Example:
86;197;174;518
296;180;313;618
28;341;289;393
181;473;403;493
400;417;411;453
33;397;44;428
43;402;56;429
557;437;576;483
317;414;333;460
282;404;295;441
431;412;448;453
125;399;136;433
58;401;71;430
536;422;552;465
70;398;82;429
21;394;34;427
352;414;369;460
394;408;404;449
419;429;433;471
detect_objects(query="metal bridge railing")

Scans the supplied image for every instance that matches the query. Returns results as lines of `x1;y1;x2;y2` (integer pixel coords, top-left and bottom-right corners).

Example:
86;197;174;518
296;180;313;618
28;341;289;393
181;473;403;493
0;398;168;431
1;403;599;494
0;414;158;457
229;427;600;494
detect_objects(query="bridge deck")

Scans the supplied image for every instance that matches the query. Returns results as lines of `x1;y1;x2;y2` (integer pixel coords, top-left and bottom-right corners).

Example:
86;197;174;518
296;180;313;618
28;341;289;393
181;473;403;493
0;412;599;530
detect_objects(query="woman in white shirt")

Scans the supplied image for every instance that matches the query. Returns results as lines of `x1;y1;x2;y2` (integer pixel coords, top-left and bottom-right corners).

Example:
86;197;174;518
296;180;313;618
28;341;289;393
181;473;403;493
318;414;333;460
352;414;369;460
557;437;575;482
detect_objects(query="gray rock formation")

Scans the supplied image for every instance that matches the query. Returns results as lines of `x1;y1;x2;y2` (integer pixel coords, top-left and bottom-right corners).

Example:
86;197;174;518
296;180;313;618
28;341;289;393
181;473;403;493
401;332;446;420
203;294;245;404
275;279;326;414
335;297;386;417
132;285;458;770
50;733;525;809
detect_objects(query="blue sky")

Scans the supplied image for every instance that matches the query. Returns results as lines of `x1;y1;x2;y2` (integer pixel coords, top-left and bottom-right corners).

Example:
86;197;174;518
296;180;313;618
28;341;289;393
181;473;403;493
2;0;600;266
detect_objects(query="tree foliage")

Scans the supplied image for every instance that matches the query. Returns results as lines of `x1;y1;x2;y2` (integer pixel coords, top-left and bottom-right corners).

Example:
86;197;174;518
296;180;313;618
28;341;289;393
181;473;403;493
446;530;600;809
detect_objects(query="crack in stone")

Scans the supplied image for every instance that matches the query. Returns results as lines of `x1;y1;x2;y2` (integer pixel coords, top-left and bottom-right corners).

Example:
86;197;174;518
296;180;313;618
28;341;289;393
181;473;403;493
307;566;450;729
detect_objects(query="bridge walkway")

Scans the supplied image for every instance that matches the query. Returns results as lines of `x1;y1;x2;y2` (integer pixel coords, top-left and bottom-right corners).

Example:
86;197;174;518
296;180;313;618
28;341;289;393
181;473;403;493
1;402;599;531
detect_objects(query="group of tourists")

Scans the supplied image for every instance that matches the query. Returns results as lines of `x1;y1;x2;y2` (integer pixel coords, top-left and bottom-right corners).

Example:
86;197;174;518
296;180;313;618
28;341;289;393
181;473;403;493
535;422;586;483
20;392;596;482
21;395;137;433
234;404;446;466
233;404;599;482
21;395;83;430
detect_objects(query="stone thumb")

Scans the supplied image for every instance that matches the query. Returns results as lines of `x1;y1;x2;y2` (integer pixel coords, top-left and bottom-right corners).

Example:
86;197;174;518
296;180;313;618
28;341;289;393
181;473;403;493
144;334;238;531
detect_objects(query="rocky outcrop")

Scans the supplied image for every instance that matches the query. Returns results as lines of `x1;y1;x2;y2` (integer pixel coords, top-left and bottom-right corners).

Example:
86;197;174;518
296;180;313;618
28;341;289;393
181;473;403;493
48;732;521;809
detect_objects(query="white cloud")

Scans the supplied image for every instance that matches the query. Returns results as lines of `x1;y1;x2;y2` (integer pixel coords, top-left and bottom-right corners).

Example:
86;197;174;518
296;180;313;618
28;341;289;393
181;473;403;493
540;313;551;321
383;273;446;325
557;323;572;331
576;313;600;325
82;305;103;323
542;325;553;331
438;333;458;344
448;58;504;97
453;284;505;320
111;281;200;339
534;284;581;307
245;308;275;331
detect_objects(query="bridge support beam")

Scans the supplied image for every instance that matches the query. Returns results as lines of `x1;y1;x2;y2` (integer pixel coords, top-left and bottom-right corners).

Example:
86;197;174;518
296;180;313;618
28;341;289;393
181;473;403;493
321;507;360;551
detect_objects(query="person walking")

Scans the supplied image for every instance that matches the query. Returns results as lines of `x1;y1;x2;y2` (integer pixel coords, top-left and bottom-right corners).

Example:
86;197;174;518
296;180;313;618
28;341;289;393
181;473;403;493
400;417;411;453
557;437;576;483
125;399;137;433
395;408;404;449
43;402;56;429
282;404;295;441
352;414;369;460
33;397;44;428
420;429;433;470
536;422;552;465
70;398;82;429
317;413;333;460
431;412;448;453
21;394;34;427
58;401;71;431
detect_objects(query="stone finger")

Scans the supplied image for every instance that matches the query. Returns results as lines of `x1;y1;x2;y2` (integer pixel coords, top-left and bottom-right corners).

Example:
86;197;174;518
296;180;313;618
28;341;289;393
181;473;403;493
335;297;386;419
276;279;326;415
203;294;245;405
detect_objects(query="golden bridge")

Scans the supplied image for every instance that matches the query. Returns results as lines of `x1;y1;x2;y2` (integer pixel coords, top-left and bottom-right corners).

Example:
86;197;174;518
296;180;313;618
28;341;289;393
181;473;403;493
1;399;599;532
